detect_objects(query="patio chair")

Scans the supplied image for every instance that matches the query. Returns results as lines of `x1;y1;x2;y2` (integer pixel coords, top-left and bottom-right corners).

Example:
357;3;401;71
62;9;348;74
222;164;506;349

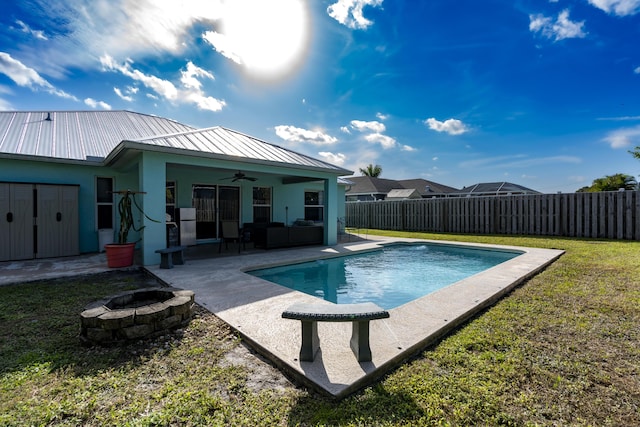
219;221;248;253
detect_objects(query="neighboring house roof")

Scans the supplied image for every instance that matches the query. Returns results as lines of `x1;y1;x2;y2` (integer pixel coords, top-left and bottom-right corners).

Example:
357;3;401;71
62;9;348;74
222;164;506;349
345;176;458;198
395;178;458;196
386;189;421;200
0;110;351;175
346;176;400;196
451;182;541;196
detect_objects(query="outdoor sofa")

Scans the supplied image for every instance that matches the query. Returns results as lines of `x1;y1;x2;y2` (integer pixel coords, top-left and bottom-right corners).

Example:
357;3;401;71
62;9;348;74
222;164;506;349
244;221;323;249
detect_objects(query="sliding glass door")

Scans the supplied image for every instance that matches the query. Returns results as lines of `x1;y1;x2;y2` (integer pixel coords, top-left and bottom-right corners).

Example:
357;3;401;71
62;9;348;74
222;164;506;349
192;185;240;241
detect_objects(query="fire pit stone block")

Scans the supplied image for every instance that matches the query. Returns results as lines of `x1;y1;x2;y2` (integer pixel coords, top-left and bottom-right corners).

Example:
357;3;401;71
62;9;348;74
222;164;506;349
80;287;195;345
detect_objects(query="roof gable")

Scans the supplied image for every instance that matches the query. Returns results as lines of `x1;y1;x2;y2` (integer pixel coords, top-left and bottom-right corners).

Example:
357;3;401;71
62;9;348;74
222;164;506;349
130;126;350;173
396;178;458;195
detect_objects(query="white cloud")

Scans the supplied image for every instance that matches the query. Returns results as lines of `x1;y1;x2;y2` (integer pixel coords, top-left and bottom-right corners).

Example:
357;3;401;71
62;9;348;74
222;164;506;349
114;87;133;102
364;132;397;149
100;55;225;112
529;10;587;41
101;55;178;99
274;125;338;145
319;151;347;165
15;20;48;40
350;120;386;133
635;66;640;74
340;126;351;134
180;62;214;90
179;62;225;111
4;0;308;85
347;118;407;150
432;156;439;161
187;92;226;112
80;0;216;57
327;0;384;30
14;0;222;77
376;112;389;120
588;0;640;16
602;125;640;148
425;117;469;135
0;52;78;101
84;98;111;109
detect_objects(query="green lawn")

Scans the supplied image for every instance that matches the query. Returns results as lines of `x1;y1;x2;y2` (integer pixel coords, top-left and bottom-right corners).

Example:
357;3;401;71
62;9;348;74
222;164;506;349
1;232;639;426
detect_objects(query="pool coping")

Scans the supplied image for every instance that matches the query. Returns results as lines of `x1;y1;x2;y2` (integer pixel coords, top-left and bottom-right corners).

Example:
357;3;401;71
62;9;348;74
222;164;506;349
146;236;564;398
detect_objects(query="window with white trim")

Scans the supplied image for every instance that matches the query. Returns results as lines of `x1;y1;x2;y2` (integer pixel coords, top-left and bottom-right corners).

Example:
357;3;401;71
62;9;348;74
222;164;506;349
96;177;113;229
253;187;271;222
304;190;324;222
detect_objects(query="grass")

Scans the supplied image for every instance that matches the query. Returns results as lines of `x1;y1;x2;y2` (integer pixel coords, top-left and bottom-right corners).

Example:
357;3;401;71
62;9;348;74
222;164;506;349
1;232;639;426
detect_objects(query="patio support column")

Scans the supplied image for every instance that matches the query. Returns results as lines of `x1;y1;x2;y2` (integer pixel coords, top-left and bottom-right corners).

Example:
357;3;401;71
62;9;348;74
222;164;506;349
324;178;338;245
139;152;166;266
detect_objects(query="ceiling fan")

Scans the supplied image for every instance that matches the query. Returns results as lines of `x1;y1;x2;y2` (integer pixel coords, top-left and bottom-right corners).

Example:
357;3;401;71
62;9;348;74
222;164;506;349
221;171;257;182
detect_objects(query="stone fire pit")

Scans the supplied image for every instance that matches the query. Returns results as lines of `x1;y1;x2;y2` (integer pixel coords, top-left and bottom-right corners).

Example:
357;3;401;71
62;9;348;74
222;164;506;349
80;287;195;344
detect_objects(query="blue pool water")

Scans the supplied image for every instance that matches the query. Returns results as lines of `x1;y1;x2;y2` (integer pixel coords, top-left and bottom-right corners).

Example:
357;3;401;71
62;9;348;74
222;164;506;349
248;244;522;309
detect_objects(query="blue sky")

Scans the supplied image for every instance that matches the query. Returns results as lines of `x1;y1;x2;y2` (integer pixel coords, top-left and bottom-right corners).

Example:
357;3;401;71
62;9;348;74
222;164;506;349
1;0;639;193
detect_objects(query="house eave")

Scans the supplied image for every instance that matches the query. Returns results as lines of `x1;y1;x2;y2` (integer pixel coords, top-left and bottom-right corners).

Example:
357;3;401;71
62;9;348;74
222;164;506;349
0;152;103;166
106;140;353;176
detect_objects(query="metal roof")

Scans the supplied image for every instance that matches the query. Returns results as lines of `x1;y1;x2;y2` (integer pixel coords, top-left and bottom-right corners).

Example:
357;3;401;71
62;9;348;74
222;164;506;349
130;126;350;173
0;111;195;162
0;111;351;175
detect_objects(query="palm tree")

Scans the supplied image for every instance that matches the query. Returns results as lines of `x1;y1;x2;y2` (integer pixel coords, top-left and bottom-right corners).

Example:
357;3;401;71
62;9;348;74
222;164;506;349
359;164;382;177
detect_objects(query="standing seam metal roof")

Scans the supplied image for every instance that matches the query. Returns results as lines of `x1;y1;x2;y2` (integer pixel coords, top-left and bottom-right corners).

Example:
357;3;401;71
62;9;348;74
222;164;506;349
0;111;350;174
133;126;348;172
0;111;195;161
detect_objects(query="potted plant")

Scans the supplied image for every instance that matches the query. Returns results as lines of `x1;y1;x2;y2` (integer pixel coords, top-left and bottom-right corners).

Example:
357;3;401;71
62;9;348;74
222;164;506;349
104;190;152;268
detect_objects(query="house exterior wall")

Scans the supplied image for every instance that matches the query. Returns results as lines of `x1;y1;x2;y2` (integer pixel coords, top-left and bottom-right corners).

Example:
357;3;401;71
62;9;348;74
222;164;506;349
1;157;114;254
1;151;346;265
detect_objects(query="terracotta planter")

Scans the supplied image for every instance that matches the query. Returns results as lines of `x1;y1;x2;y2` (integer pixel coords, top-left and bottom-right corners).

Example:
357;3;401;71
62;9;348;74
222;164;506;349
104;243;136;268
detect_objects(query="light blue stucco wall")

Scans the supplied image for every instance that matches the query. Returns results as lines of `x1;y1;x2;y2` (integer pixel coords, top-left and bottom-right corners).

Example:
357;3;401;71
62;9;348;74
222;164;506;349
1;152;347;265
1;157;115;254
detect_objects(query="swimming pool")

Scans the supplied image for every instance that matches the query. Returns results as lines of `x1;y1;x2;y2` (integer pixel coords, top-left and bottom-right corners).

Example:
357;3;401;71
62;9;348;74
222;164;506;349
248;243;522;309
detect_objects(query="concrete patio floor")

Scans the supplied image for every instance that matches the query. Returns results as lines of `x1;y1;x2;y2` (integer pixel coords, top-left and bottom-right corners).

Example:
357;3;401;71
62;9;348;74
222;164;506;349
0;235;564;398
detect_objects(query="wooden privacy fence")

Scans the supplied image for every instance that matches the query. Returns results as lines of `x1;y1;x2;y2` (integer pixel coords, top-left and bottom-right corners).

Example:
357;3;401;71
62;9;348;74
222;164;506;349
345;191;640;240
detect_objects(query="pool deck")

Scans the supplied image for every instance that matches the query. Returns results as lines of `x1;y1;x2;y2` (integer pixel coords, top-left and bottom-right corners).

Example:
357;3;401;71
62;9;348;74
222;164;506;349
146;236;563;398
0;235;564;398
